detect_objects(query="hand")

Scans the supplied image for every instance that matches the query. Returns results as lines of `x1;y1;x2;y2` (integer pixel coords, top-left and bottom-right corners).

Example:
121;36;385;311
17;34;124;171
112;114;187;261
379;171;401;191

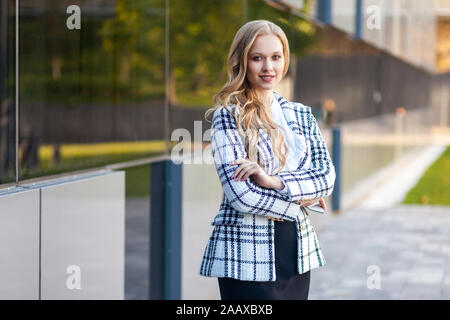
297;197;326;211
230;158;275;189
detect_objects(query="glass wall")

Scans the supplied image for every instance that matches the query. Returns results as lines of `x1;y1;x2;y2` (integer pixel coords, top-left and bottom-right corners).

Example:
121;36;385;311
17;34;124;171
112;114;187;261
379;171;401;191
16;0;166;181
362;0;436;71
167;0;245;158
120;163;150;300
332;0;356;34
0;0;17;185
167;0;317;157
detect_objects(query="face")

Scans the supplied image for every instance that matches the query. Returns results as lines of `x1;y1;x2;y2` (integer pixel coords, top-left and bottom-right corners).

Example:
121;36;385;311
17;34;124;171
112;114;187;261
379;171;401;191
246;34;285;95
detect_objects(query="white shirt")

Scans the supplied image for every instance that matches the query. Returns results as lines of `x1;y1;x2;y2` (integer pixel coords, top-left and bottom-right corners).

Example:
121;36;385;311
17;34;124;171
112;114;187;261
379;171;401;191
269;94;308;196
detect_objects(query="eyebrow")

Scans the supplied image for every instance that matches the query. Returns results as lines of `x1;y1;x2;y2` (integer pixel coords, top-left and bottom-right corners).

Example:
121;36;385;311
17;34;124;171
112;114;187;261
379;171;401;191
249;51;283;56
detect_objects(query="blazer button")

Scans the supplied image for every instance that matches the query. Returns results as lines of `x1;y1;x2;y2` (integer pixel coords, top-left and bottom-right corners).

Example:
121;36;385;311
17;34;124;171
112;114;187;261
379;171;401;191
300;224;304;231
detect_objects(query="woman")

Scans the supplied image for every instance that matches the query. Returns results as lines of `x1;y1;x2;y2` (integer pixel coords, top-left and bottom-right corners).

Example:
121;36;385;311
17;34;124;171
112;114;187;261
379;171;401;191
199;19;336;300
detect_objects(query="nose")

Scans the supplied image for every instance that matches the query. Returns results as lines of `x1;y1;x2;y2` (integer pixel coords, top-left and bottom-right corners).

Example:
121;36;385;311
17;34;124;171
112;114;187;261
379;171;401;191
263;58;273;71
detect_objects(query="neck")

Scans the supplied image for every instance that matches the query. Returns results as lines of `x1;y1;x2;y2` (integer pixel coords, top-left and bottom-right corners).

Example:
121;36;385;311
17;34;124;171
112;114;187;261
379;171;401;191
256;89;273;107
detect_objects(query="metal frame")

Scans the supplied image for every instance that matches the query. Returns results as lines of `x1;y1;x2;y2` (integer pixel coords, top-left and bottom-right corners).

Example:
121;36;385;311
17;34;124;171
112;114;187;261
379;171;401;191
316;0;332;25
332;126;341;212
150;159;182;300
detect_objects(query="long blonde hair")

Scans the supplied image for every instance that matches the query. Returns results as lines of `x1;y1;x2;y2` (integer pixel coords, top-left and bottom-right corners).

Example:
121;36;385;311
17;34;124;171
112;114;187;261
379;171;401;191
204;20;290;174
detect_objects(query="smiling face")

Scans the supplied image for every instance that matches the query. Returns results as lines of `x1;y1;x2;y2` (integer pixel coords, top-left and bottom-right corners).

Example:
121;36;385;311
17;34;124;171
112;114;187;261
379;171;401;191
246;34;285;97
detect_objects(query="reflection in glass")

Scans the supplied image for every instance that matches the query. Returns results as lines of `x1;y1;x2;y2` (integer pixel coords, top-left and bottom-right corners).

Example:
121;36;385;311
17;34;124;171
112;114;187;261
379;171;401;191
18;0;166;181
0;1;16;185
167;0;245;161
362;0;435;71
167;0;317;159
118;164;150;300
332;0;355;34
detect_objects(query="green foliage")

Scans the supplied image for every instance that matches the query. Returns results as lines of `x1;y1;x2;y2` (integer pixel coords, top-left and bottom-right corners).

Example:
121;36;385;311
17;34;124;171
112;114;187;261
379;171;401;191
402;146;450;206
18;0;317;107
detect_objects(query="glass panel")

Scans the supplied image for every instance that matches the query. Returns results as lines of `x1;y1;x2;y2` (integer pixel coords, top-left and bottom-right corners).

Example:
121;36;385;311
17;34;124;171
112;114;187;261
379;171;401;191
0;189;40;299
168;0;246;161
362;0;386;48
332;0;356;34
119;164;150;300
0;0;17;185
18;0;166;181
304;0;318;19
40;172;125;299
362;0;436;71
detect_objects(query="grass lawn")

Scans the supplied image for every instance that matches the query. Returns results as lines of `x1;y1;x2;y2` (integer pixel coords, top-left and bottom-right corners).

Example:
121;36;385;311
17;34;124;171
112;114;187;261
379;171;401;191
402;146;450;206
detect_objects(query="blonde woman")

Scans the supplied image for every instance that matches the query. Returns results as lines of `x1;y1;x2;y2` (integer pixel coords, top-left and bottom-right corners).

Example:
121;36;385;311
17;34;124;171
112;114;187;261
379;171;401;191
199;19;336;300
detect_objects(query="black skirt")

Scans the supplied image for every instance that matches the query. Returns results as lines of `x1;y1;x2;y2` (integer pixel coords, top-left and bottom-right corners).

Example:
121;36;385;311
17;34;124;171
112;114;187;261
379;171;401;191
218;220;310;300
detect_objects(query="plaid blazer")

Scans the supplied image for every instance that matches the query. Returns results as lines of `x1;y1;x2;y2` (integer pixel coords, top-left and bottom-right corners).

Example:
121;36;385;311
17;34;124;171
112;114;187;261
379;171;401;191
199;91;336;281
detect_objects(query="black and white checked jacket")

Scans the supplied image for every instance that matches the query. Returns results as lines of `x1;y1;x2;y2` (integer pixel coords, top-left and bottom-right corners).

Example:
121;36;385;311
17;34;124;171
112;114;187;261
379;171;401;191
199;91;336;281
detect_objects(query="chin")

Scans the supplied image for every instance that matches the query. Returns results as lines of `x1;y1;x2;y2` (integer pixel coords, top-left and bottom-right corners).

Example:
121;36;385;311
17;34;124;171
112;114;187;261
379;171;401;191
256;81;275;88
249;79;277;91
260;84;275;90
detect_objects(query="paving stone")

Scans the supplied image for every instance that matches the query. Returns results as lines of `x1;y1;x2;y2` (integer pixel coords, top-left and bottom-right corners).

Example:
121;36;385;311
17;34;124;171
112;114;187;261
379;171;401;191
309;204;450;300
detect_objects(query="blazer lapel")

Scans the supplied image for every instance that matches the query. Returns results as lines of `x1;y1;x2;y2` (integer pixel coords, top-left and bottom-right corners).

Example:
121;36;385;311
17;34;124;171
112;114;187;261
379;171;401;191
273;91;307;137
272;91;310;171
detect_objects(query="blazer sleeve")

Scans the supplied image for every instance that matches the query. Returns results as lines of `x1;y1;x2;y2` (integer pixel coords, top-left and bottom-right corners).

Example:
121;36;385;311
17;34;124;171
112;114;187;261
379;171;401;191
274;106;336;202
210;107;304;222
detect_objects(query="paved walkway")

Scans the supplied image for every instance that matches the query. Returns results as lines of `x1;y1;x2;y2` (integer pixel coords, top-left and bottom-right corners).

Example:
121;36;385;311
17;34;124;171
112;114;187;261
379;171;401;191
309;204;450;299
309;144;450;299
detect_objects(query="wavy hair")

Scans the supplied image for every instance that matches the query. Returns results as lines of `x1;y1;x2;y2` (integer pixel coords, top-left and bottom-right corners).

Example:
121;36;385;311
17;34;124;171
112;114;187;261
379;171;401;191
204;20;290;174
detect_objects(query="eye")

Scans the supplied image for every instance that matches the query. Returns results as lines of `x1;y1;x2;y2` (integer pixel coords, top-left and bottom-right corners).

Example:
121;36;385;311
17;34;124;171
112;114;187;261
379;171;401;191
251;55;282;61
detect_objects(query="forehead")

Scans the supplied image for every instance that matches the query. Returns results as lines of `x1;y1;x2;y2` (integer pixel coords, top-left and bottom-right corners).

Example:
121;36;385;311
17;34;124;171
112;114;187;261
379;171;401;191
249;34;283;55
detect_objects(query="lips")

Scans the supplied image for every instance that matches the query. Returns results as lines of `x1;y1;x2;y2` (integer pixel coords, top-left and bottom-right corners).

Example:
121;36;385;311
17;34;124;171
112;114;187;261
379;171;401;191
260;75;275;82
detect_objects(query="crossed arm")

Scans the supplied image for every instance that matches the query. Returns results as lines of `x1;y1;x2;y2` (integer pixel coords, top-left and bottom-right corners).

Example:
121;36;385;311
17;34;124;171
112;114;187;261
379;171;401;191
210;106;336;222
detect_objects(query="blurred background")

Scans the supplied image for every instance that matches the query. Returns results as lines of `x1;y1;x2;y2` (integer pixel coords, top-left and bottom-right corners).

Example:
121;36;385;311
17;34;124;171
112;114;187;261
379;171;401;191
0;0;449;300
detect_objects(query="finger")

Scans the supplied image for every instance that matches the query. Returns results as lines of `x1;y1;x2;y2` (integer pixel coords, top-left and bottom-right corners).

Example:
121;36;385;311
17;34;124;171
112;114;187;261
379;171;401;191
230;158;248;166
237;164;255;180
231;166;242;179
320;198;326;211
234;163;252;181
305;199;318;206
230;160;249;177
241;168;257;181
231;163;247;178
